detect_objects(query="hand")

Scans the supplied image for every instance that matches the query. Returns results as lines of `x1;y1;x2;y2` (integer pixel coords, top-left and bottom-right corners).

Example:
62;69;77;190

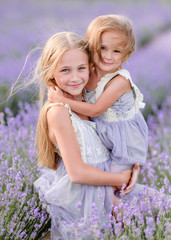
48;86;64;103
121;163;140;195
115;169;132;189
48;86;75;103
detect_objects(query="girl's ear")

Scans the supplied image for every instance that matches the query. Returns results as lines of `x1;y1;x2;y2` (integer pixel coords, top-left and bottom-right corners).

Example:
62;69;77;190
48;78;57;87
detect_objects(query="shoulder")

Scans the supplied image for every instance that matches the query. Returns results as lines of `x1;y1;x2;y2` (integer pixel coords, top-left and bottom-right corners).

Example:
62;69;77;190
117;69;131;79
114;69;132;86
47;103;71;128
110;72;130;86
106;70;132;93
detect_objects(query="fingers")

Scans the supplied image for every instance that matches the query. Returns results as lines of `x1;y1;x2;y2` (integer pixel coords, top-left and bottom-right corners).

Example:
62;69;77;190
133;163;140;177
121;187;133;195
126;177;135;191
48;87;56;95
119;163;140;196
121;180;134;195
48;86;59;92
126;169;139;191
48;87;58;102
133;162;139;170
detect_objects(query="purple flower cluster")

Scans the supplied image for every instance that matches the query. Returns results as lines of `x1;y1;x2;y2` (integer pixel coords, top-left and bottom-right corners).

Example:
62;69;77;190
0;103;50;239
141;97;171;188
62;187;170;239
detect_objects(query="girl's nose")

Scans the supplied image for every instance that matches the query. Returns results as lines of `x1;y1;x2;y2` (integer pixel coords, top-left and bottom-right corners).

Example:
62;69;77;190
105;51;112;59
71;70;79;81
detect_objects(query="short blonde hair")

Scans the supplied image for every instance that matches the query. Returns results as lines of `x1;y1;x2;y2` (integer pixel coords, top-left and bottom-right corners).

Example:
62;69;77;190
36;32;89;170
86;14;136;62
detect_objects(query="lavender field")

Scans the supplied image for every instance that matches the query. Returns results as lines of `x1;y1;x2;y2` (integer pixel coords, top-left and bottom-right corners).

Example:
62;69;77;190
0;0;171;239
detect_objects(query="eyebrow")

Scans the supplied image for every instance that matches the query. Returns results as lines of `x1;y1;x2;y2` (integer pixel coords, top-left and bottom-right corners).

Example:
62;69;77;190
58;63;88;69
101;43;124;49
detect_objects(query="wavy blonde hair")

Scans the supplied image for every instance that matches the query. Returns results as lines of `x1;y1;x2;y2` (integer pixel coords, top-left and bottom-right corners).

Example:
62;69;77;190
36;32;89;170
86;14;136;63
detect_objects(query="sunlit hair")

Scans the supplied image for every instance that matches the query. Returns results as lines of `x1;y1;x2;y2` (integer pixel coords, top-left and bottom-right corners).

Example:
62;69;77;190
85;14;136;63
36;31;89;106
36;32;89;170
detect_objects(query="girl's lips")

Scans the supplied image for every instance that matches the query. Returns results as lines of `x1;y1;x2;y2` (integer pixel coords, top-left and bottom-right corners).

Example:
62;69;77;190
69;83;82;88
103;61;113;65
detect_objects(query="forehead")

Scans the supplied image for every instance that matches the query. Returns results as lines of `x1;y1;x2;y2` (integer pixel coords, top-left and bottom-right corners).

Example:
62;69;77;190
101;30;126;47
58;48;88;66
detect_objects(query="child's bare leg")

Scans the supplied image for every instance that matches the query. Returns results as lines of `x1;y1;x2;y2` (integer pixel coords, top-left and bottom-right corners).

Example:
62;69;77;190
112;186;120;219
113;186;121;205
112;186;124;228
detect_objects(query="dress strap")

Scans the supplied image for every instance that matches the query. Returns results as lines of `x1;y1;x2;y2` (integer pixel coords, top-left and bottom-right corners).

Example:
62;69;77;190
47;102;72;114
47;102;87;163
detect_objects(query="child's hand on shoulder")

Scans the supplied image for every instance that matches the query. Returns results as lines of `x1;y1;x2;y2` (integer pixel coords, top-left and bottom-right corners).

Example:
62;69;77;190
48;86;64;103
48;86;74;103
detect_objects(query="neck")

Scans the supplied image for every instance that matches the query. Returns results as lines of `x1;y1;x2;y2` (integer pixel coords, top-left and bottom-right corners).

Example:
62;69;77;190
72;93;89;121
95;66;122;79
73;94;83;102
96;67;106;79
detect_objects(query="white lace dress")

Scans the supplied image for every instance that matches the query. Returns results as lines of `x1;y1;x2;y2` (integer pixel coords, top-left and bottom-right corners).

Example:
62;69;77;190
34;103;113;240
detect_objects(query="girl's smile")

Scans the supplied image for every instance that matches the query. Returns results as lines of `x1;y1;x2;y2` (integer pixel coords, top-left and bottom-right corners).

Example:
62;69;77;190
68;82;83;88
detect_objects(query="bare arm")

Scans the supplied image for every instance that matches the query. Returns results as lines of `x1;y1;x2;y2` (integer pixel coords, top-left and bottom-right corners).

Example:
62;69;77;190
85;68;98;91
47;105;131;187
48;75;131;117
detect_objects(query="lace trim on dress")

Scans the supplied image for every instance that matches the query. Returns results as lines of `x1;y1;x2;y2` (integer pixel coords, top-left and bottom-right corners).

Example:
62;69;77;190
47;102;86;163
95;69;145;122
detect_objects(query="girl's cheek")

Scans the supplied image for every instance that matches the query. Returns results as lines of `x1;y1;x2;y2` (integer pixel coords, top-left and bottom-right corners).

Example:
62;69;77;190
59;75;69;84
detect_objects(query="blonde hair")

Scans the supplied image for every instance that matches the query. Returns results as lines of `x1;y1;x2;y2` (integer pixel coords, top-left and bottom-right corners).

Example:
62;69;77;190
35;31;89;106
36;102;58;170
86;14;136;63
36;32;89;170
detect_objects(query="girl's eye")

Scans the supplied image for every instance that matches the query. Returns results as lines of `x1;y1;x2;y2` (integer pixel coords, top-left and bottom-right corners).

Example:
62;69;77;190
101;46;105;50
61;69;68;73
114;50;120;53
79;66;86;70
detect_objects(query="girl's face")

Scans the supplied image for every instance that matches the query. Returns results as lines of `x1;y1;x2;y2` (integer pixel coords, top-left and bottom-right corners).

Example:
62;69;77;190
93;30;126;76
53;48;89;97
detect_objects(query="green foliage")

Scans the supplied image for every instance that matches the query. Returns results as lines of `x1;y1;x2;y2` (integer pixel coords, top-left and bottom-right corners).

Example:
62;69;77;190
0;83;39;123
0;83;20;117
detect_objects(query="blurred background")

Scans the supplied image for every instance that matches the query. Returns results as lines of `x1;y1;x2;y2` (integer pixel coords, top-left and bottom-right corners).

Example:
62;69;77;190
0;1;171;238
1;0;171;118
